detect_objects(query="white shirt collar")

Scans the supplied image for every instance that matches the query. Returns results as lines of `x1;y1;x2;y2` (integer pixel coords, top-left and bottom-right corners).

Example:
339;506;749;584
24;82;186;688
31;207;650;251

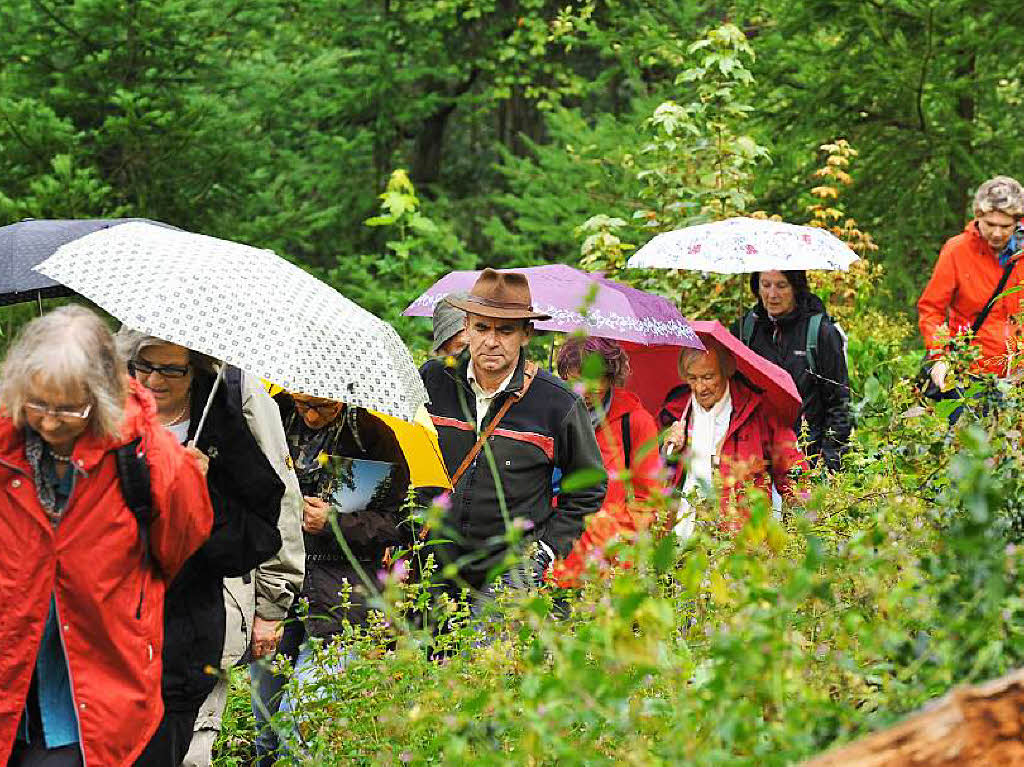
467;359;517;397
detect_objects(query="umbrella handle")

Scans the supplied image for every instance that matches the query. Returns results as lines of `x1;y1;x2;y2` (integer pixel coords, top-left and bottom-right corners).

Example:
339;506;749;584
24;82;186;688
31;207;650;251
189;365;225;446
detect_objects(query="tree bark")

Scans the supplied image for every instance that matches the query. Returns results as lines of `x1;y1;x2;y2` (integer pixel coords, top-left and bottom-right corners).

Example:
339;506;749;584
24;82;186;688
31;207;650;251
802;669;1024;767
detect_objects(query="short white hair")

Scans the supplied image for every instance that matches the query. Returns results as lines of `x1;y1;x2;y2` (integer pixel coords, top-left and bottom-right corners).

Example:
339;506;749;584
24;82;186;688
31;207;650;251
0;305;126;441
974;176;1024;218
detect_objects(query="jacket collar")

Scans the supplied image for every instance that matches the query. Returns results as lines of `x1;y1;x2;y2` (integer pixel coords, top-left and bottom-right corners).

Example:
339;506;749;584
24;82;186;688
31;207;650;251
0;378;152;474
605;387;645;423
671;378;761;451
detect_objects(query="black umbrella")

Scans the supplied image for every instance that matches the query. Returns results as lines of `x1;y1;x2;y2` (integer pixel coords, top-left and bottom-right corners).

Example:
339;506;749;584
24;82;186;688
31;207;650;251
0;218;174;308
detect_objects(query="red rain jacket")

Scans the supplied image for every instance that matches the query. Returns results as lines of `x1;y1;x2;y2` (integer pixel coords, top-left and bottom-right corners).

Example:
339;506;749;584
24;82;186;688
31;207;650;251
553;388;663;586
659;379;805;528
0;380;213;767
918;220;1024;375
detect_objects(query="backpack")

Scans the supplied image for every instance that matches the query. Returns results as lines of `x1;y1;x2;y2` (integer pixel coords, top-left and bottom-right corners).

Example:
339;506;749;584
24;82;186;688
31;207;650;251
740;311;847;375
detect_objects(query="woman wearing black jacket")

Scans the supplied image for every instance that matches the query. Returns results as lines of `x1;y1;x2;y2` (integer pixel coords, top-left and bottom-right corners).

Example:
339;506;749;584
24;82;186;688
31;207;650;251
251;392;411;766
732;270;851;471
116;331;285;767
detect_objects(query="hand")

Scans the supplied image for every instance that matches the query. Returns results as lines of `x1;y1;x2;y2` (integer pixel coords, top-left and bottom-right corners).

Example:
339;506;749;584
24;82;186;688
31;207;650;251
663;419;686;455
929;360;949;390
302;496;330;534
185;446;209;478
250;617;283;660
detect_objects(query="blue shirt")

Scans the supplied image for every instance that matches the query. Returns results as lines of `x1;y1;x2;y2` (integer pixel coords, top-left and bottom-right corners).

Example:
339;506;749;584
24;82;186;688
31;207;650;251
18;460;79;748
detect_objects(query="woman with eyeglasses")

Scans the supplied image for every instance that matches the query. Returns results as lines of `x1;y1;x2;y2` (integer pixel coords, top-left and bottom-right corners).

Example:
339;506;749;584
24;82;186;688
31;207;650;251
115;330;304;767
0;306;213;767
250;391;410;766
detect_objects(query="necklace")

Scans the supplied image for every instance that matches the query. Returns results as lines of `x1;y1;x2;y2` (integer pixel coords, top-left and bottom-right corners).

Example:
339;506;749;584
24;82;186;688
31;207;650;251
50;450;72;464
161;400;190;427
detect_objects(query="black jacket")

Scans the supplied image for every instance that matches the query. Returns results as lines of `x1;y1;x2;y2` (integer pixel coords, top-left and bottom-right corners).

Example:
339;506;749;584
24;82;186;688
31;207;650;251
732;293;852;470
161;367;285;711
420;352;606;591
277;396;411;637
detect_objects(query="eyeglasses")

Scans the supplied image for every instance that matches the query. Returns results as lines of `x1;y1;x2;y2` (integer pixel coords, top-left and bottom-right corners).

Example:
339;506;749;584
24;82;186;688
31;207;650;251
293;400;341;416
129;359;191;379
24;401;93;422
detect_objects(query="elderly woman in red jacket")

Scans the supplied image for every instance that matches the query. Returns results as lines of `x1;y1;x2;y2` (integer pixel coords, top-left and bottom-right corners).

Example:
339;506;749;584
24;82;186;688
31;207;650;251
0;306;212;767
660;335;804;536
551;337;663;585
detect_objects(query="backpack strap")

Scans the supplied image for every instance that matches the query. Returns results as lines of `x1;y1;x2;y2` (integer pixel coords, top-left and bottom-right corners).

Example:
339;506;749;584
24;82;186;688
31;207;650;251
620;411;633;503
806;313;823;376
741;311;757;346
621;412;631;471
115;436;154;617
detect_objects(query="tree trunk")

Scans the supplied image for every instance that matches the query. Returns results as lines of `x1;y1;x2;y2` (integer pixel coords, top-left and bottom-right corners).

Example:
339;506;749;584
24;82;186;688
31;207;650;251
947;51;976;222
802;669;1024;767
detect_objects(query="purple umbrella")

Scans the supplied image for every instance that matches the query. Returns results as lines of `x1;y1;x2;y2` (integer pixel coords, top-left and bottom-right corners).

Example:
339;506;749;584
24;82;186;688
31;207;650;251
403;264;703;348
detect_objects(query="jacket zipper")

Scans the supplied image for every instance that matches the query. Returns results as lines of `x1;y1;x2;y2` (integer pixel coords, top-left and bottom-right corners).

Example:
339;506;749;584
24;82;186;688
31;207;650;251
53;462;89;766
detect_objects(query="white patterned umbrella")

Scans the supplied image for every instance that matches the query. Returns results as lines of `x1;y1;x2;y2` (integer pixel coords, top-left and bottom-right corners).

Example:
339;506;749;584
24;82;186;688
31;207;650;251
35;222;427;422
627;217;860;273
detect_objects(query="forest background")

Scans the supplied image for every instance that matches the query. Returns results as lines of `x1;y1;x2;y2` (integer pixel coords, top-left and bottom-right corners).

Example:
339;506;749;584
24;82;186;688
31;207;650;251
3;0;1023;345
4;2;1024;765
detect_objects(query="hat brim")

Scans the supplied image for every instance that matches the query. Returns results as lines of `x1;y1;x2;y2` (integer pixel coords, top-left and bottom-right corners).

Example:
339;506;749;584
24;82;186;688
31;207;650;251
446;296;551;321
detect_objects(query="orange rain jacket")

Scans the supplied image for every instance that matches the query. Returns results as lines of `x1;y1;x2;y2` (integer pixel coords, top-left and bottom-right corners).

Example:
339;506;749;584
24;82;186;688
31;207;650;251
918;220;1024;375
0;380;213;767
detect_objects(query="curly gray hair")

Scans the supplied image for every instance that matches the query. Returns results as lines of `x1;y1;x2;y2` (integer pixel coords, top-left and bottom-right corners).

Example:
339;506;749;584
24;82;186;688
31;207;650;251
0;305;126;441
974;176;1024;218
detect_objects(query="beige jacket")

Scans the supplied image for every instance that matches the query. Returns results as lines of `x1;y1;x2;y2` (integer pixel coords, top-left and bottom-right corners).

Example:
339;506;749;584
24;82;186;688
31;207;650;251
218;373;304;668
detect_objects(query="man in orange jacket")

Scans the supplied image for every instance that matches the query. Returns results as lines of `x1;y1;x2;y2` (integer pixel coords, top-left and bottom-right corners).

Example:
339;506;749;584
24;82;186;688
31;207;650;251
918;175;1024;388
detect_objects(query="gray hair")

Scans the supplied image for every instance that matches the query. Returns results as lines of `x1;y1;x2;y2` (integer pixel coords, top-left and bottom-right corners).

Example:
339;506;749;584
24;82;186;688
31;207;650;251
0;305;126;441
678;336;737;380
114;327;218;377
974;176;1024;218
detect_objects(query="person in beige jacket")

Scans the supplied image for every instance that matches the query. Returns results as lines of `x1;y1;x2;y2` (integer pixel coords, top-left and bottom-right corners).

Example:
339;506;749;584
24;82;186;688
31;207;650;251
181;375;305;767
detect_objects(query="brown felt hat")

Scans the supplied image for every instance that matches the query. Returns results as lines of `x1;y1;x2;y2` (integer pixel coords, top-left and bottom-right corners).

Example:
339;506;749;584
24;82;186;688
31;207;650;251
445;268;551;321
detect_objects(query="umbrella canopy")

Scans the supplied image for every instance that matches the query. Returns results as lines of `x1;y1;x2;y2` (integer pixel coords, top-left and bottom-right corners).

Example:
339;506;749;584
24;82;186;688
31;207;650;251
623;320;801;426
627;217;860;273
403;264;703;347
265;381;451;489
35;222;427;422
0;218;173;306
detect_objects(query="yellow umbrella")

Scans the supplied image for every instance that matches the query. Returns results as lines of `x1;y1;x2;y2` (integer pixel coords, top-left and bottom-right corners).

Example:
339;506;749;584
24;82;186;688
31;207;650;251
264;382;450;489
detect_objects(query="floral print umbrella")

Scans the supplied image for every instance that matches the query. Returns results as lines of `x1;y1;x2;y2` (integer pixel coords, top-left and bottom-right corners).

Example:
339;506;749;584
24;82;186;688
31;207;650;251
627;217;860;273
35;222;427;422
404;264;703;348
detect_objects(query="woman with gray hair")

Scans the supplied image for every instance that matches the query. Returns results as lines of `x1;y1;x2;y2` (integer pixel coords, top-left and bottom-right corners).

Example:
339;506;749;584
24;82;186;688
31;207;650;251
0;306;213;767
114;329;301;767
919;175;1024;390
659;334;805;535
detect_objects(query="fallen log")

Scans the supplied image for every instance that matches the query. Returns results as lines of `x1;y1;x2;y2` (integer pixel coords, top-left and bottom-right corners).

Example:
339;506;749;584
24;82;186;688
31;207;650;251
802;669;1024;767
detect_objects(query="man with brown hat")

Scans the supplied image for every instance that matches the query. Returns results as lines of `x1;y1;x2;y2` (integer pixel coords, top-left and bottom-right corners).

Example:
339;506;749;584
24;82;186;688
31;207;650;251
420;268;606;593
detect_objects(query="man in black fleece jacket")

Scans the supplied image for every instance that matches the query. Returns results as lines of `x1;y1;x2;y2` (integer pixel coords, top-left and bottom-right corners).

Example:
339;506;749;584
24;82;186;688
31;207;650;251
421;269;606;592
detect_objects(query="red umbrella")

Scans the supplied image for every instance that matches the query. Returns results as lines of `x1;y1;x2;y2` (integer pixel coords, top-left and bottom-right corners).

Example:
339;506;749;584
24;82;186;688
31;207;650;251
623;320;801;425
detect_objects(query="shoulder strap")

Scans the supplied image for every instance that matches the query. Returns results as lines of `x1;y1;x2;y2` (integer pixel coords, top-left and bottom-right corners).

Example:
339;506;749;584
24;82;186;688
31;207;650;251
115;436;154;587
806;313;823;375
971;258;1019;336
419;362;539;542
450;361;539;489
741;311;756;346
621;411;631;471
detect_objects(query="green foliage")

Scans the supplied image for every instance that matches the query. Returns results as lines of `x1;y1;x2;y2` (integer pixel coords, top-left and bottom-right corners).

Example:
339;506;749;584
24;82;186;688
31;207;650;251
213;368;1024;765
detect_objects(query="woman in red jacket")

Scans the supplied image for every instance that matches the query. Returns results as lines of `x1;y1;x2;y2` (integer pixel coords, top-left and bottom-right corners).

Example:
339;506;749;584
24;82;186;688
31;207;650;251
0;306;213;767
918;175;1024;387
551;337;664;586
660;336;805;535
